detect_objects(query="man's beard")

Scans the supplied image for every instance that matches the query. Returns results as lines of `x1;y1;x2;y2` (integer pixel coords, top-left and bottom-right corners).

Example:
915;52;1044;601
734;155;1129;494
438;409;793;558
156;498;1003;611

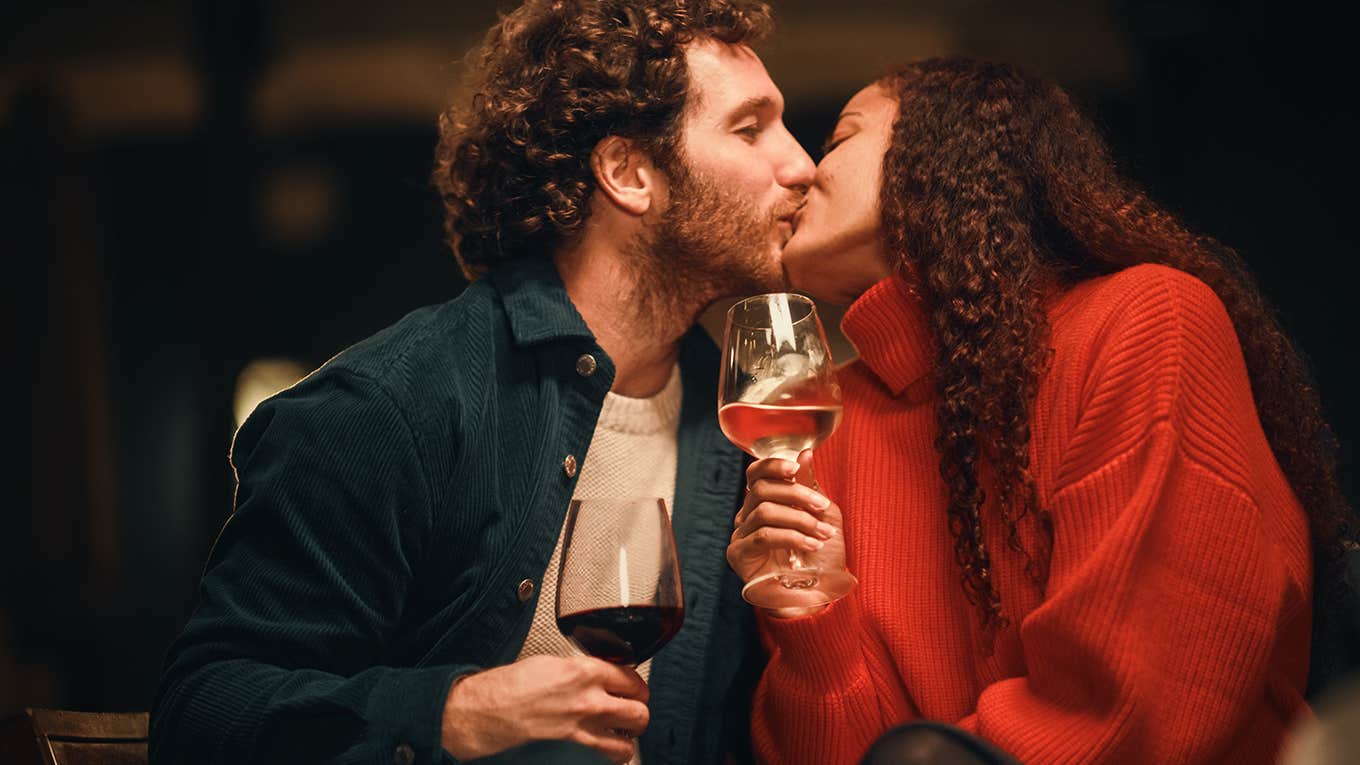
626;162;796;324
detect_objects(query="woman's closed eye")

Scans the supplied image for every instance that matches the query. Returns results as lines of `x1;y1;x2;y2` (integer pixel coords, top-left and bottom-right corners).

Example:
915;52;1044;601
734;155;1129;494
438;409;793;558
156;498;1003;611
822;134;849;156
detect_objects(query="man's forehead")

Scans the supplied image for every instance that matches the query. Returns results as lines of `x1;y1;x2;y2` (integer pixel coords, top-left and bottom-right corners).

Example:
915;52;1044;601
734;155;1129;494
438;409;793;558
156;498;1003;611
684;39;783;117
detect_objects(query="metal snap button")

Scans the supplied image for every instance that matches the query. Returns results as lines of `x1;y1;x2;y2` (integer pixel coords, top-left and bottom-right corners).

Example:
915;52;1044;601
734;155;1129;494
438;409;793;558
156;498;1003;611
575;353;598;377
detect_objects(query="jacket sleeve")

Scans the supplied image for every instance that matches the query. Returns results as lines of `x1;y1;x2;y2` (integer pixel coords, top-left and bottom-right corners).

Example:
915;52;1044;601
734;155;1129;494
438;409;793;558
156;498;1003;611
150;369;475;765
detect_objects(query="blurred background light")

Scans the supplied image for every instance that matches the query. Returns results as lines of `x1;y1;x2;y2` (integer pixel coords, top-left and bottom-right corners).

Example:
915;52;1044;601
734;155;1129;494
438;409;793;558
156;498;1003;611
233;357;311;428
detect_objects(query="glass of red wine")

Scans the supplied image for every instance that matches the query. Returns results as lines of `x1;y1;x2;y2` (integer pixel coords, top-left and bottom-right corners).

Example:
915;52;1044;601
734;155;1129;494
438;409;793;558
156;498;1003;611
555;497;685;668
718;292;857;609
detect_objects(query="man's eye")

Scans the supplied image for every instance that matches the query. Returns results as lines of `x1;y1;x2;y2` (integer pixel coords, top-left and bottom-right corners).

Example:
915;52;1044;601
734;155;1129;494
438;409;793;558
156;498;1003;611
736;125;761;140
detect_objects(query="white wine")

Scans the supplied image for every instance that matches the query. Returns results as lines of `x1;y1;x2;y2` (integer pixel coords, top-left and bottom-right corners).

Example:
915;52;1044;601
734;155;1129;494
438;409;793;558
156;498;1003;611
718;401;843;460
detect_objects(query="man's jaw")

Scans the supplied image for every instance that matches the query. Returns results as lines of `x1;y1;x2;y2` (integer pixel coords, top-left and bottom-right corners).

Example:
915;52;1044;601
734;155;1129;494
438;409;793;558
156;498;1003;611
768;216;803;292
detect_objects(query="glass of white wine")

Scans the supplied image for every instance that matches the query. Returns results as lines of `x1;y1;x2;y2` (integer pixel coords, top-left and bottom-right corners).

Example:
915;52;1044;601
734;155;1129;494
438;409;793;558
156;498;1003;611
718;293;857;609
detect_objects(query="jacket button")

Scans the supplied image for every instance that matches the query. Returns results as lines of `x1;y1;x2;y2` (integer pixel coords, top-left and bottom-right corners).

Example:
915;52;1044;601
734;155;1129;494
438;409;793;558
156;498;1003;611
563;454;578;478
517;578;535;602
575;354;598;377
394;743;415;764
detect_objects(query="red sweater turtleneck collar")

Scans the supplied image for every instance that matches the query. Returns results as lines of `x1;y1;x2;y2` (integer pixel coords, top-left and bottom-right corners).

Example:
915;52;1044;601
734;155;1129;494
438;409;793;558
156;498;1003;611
839;271;936;397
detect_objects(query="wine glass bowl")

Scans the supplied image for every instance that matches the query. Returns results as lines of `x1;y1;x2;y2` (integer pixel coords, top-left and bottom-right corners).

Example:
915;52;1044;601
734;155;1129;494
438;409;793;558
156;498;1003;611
718;293;857;609
555;498;685;667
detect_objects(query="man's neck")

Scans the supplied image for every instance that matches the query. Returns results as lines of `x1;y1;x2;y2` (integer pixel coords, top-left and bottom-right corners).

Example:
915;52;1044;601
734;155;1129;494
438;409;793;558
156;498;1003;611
554;245;699;399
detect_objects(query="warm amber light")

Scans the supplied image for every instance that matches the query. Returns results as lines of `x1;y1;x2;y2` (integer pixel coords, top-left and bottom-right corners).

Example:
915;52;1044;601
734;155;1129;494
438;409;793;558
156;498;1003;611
233;358;311;427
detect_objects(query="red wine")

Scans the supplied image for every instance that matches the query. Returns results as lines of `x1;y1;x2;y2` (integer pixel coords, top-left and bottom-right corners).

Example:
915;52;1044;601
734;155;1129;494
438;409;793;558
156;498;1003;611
556;605;685;665
718;402;843;459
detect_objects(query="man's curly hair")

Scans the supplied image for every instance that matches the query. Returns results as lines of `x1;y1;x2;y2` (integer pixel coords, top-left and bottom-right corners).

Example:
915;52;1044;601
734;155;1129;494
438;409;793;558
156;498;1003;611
878;57;1360;692
433;0;773;281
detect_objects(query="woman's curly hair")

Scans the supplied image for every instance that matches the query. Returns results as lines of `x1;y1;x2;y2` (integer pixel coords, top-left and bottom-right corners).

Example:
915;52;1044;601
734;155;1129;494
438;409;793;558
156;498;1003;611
879;57;1358;690
433;0;772;281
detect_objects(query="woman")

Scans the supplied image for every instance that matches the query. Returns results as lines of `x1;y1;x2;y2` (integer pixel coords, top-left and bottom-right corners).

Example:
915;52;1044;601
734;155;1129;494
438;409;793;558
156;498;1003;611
727;58;1358;764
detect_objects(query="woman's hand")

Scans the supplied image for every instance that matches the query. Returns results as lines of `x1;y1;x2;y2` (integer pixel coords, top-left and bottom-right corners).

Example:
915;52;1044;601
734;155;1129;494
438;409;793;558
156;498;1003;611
726;449;846;590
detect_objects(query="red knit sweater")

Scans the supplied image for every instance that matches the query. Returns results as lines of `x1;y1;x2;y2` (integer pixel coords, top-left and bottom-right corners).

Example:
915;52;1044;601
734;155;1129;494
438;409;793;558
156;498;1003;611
753;264;1313;764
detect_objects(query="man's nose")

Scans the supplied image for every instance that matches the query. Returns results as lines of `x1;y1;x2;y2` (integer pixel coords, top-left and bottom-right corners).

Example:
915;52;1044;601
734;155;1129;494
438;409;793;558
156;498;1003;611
774;125;816;192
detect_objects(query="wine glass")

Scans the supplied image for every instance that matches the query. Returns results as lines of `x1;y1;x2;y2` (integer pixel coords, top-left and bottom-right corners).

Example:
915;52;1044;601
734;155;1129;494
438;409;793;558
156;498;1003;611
718;292;857;609
555;498;685;667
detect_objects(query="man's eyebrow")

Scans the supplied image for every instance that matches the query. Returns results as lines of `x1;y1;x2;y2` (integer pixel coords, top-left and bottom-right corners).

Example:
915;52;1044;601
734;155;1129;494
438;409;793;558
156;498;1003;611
723;96;776;124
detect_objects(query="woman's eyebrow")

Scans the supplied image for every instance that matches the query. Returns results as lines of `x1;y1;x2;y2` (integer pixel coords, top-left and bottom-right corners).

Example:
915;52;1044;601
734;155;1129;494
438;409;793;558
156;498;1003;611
822;112;863;153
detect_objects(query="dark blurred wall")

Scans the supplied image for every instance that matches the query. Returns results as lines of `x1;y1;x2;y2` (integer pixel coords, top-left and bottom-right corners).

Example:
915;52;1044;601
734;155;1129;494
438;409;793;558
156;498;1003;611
1;0;1355;715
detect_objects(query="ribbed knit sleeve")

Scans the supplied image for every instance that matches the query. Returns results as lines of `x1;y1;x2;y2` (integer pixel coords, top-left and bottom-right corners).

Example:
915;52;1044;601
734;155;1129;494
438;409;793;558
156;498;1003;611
752;594;915;764
150;369;470;765
955;268;1311;763
750;265;1312;765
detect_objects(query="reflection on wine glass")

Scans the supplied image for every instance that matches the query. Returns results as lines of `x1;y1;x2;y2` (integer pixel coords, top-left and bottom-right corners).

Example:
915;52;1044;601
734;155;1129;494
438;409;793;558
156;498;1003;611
719;292;858;609
555;498;685;667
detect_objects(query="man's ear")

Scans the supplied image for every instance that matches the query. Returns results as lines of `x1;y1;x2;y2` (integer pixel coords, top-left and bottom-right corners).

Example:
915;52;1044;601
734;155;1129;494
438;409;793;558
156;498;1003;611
591;135;661;217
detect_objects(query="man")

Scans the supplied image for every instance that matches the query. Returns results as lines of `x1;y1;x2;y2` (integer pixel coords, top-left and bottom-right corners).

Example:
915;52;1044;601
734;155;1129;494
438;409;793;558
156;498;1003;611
149;1;815;763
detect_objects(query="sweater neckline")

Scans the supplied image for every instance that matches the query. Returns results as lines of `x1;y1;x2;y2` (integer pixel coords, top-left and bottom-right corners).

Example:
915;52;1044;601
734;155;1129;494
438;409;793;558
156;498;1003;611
597;363;683;435
840;271;936;397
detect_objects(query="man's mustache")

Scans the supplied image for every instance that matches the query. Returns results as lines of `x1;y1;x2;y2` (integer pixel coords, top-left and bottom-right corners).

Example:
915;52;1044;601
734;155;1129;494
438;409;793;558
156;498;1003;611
771;195;806;223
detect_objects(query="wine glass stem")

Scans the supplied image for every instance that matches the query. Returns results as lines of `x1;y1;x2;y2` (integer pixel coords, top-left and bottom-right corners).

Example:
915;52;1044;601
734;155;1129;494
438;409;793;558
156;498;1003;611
769;448;817;579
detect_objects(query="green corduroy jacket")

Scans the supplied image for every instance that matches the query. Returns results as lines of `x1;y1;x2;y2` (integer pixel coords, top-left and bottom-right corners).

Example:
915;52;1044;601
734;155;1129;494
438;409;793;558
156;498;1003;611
150;256;760;764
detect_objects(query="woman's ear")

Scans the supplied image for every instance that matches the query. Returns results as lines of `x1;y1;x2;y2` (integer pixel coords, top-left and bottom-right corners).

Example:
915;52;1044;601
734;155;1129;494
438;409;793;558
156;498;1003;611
591;135;661;217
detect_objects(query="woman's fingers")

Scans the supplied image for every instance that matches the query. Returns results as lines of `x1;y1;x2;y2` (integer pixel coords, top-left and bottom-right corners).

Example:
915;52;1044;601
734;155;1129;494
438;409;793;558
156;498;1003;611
735;502;835;542
752;478;830;510
732;524;826;555
745;456;799;488
792;448;819;489
737;480;830;524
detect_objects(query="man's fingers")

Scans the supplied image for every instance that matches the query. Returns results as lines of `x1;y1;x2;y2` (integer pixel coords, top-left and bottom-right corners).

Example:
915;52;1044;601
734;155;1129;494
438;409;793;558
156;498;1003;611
572;728;637;765
595;661;649;703
592;695;650;736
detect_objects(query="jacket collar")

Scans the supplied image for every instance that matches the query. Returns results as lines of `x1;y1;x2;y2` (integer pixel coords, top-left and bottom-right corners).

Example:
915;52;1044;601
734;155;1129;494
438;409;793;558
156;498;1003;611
488;256;596;347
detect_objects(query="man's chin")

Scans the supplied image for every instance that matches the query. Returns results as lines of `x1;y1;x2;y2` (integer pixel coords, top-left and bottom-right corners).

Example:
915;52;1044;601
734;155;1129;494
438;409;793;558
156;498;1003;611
751;246;791;293
776;244;812;292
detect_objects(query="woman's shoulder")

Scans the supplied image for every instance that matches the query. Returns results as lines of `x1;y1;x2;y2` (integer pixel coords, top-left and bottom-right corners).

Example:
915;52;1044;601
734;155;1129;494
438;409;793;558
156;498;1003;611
1062;261;1220;312
1052;262;1235;352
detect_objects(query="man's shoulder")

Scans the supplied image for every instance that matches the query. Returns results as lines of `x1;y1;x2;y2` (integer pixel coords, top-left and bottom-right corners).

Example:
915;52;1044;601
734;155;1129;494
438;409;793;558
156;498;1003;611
310;279;504;411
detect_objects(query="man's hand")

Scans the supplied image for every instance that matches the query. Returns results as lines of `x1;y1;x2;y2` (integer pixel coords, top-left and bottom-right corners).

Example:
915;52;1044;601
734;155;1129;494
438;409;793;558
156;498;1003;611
726;450;845;590
441;655;649;764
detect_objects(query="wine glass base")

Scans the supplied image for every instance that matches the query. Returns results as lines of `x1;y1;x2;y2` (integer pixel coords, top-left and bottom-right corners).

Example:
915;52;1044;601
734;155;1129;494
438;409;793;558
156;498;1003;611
741;568;858;610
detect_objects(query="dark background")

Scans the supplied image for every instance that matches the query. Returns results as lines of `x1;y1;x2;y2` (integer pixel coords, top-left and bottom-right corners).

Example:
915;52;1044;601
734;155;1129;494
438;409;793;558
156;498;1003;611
1;0;1355;715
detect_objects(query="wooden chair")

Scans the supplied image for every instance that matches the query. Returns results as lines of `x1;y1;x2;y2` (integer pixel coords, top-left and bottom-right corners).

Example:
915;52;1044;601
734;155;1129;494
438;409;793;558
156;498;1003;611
0;709;148;765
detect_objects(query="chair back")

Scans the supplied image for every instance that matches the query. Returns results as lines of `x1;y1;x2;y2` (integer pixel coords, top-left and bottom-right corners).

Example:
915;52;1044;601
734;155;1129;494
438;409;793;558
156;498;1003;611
0;709;148;765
